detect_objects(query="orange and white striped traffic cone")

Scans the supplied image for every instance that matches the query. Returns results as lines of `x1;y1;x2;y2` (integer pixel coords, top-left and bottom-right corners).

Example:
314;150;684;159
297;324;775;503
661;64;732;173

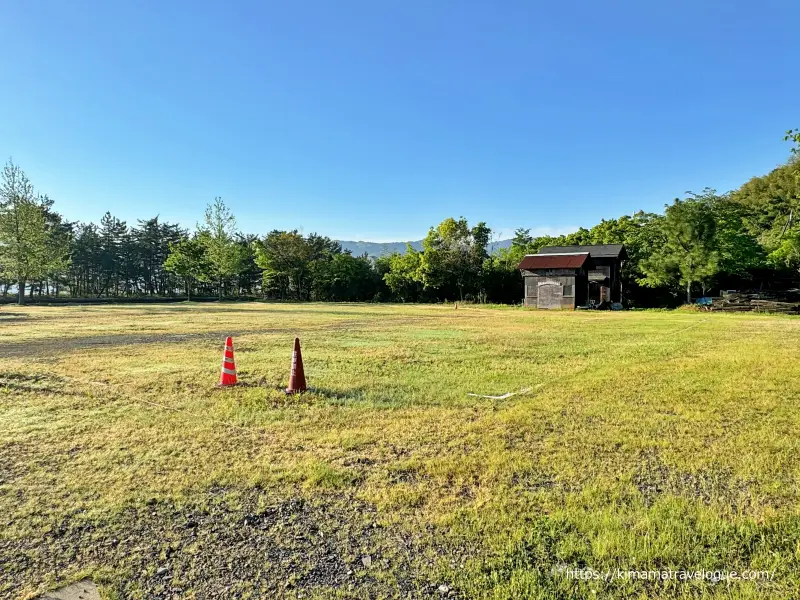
219;336;237;386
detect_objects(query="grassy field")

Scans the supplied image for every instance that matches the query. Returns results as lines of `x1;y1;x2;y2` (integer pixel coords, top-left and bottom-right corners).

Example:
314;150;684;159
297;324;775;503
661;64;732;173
2;303;800;599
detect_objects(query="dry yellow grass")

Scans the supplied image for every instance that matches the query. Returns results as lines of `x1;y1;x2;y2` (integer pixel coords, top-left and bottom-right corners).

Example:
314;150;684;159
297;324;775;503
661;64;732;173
2;303;800;598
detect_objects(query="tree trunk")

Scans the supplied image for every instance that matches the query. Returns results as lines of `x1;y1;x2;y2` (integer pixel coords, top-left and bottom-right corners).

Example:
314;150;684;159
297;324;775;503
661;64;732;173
187;277;191;301
686;280;692;304
18;279;26;305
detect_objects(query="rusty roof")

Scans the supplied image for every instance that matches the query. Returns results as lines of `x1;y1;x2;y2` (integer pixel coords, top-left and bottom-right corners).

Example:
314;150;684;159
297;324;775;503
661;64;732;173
518;253;589;270
539;244;626;259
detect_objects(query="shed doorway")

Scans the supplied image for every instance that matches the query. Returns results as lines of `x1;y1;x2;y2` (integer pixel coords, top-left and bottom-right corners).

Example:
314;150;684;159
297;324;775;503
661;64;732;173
538;282;563;309
588;281;609;306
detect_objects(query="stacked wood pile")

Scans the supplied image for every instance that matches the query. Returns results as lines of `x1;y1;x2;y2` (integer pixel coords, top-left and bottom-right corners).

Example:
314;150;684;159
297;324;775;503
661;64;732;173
711;291;800;313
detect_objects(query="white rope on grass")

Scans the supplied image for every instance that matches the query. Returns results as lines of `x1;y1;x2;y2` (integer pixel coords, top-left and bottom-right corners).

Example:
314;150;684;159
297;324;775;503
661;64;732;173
669;318;710;335
467;387;533;400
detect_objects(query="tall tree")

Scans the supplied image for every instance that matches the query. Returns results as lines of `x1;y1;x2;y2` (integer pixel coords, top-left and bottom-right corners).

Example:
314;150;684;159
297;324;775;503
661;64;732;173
164;235;208;300
705;192;765;278
383;246;424;302
68;222;101;296
418;217;491;301
312;252;377;301
639;197;719;303
41;206;72;296
234;233;262;296
197;197;244;299
762;131;800;277
0;160;68;304
253;230;311;300
98;212;128;296
511;227;533;250
134;217;184;295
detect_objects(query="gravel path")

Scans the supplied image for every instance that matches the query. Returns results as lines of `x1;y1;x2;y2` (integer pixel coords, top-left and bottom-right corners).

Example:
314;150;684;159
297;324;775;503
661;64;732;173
2;488;453;599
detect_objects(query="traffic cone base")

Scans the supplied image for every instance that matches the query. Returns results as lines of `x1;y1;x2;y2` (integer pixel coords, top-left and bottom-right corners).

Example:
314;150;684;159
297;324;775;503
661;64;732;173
219;336;237;386
285;337;307;394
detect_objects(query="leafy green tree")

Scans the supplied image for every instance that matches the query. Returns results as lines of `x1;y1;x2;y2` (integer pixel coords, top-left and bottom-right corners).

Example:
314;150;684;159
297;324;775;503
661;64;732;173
40;206;72;296
164;236;208;300
730;130;800;251
418;217;491;301
198;197;244;299
0;160;69;304
306;233;343;261
561;227;593;246
470;221;491;302
383;246;424;302
231;234;261;296
758;131;800;276
511;227;532;249
501;228;533;266
68;223;100;296
252;230;343;300
639;198;719;303
765;129;800;276
704;192;765;277
305;233;343;299
135;217;184;296
253;230;311;299
312;252;377;301
786;129;800;155
482;251;524;304
769;229;800;276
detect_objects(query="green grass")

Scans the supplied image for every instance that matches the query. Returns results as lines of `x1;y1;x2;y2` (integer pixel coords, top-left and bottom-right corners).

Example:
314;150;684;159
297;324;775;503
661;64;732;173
2;303;800;598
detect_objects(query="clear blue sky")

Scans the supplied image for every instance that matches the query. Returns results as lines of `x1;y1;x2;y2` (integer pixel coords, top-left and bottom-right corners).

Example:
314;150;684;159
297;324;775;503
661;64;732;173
1;1;797;242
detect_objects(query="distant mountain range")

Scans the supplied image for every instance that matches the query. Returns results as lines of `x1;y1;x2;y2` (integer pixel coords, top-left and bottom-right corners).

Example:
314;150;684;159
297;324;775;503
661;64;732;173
337;239;513;257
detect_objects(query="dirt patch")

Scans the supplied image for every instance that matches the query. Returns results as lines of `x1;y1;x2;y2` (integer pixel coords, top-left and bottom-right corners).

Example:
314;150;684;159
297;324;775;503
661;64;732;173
632;449;761;511
0;312;35;323
1;488;454;599
0;440;39;489
0;373;68;394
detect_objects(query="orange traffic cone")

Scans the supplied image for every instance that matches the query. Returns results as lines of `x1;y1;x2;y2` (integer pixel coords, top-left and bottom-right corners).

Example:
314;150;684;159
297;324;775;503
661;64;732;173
285;337;307;394
219;336;237;386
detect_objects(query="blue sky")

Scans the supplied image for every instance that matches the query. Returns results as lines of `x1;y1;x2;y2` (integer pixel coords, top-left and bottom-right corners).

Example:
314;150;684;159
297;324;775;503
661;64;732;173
1;1;797;242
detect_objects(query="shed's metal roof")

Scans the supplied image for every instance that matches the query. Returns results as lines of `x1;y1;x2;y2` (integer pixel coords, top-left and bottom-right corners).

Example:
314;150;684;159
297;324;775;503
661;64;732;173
538;244;626;259
518;253;589;270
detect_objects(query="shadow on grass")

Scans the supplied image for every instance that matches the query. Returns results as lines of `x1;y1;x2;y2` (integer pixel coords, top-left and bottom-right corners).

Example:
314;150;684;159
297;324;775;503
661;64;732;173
0;372;68;394
0;311;32;322
0;328;293;358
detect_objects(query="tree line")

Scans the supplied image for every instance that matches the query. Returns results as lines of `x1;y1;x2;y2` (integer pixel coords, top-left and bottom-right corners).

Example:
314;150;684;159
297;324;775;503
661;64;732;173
1;130;799;306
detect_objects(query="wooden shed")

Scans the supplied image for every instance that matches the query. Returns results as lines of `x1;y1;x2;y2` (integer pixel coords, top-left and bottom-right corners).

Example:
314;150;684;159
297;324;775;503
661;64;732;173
518;244;627;309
